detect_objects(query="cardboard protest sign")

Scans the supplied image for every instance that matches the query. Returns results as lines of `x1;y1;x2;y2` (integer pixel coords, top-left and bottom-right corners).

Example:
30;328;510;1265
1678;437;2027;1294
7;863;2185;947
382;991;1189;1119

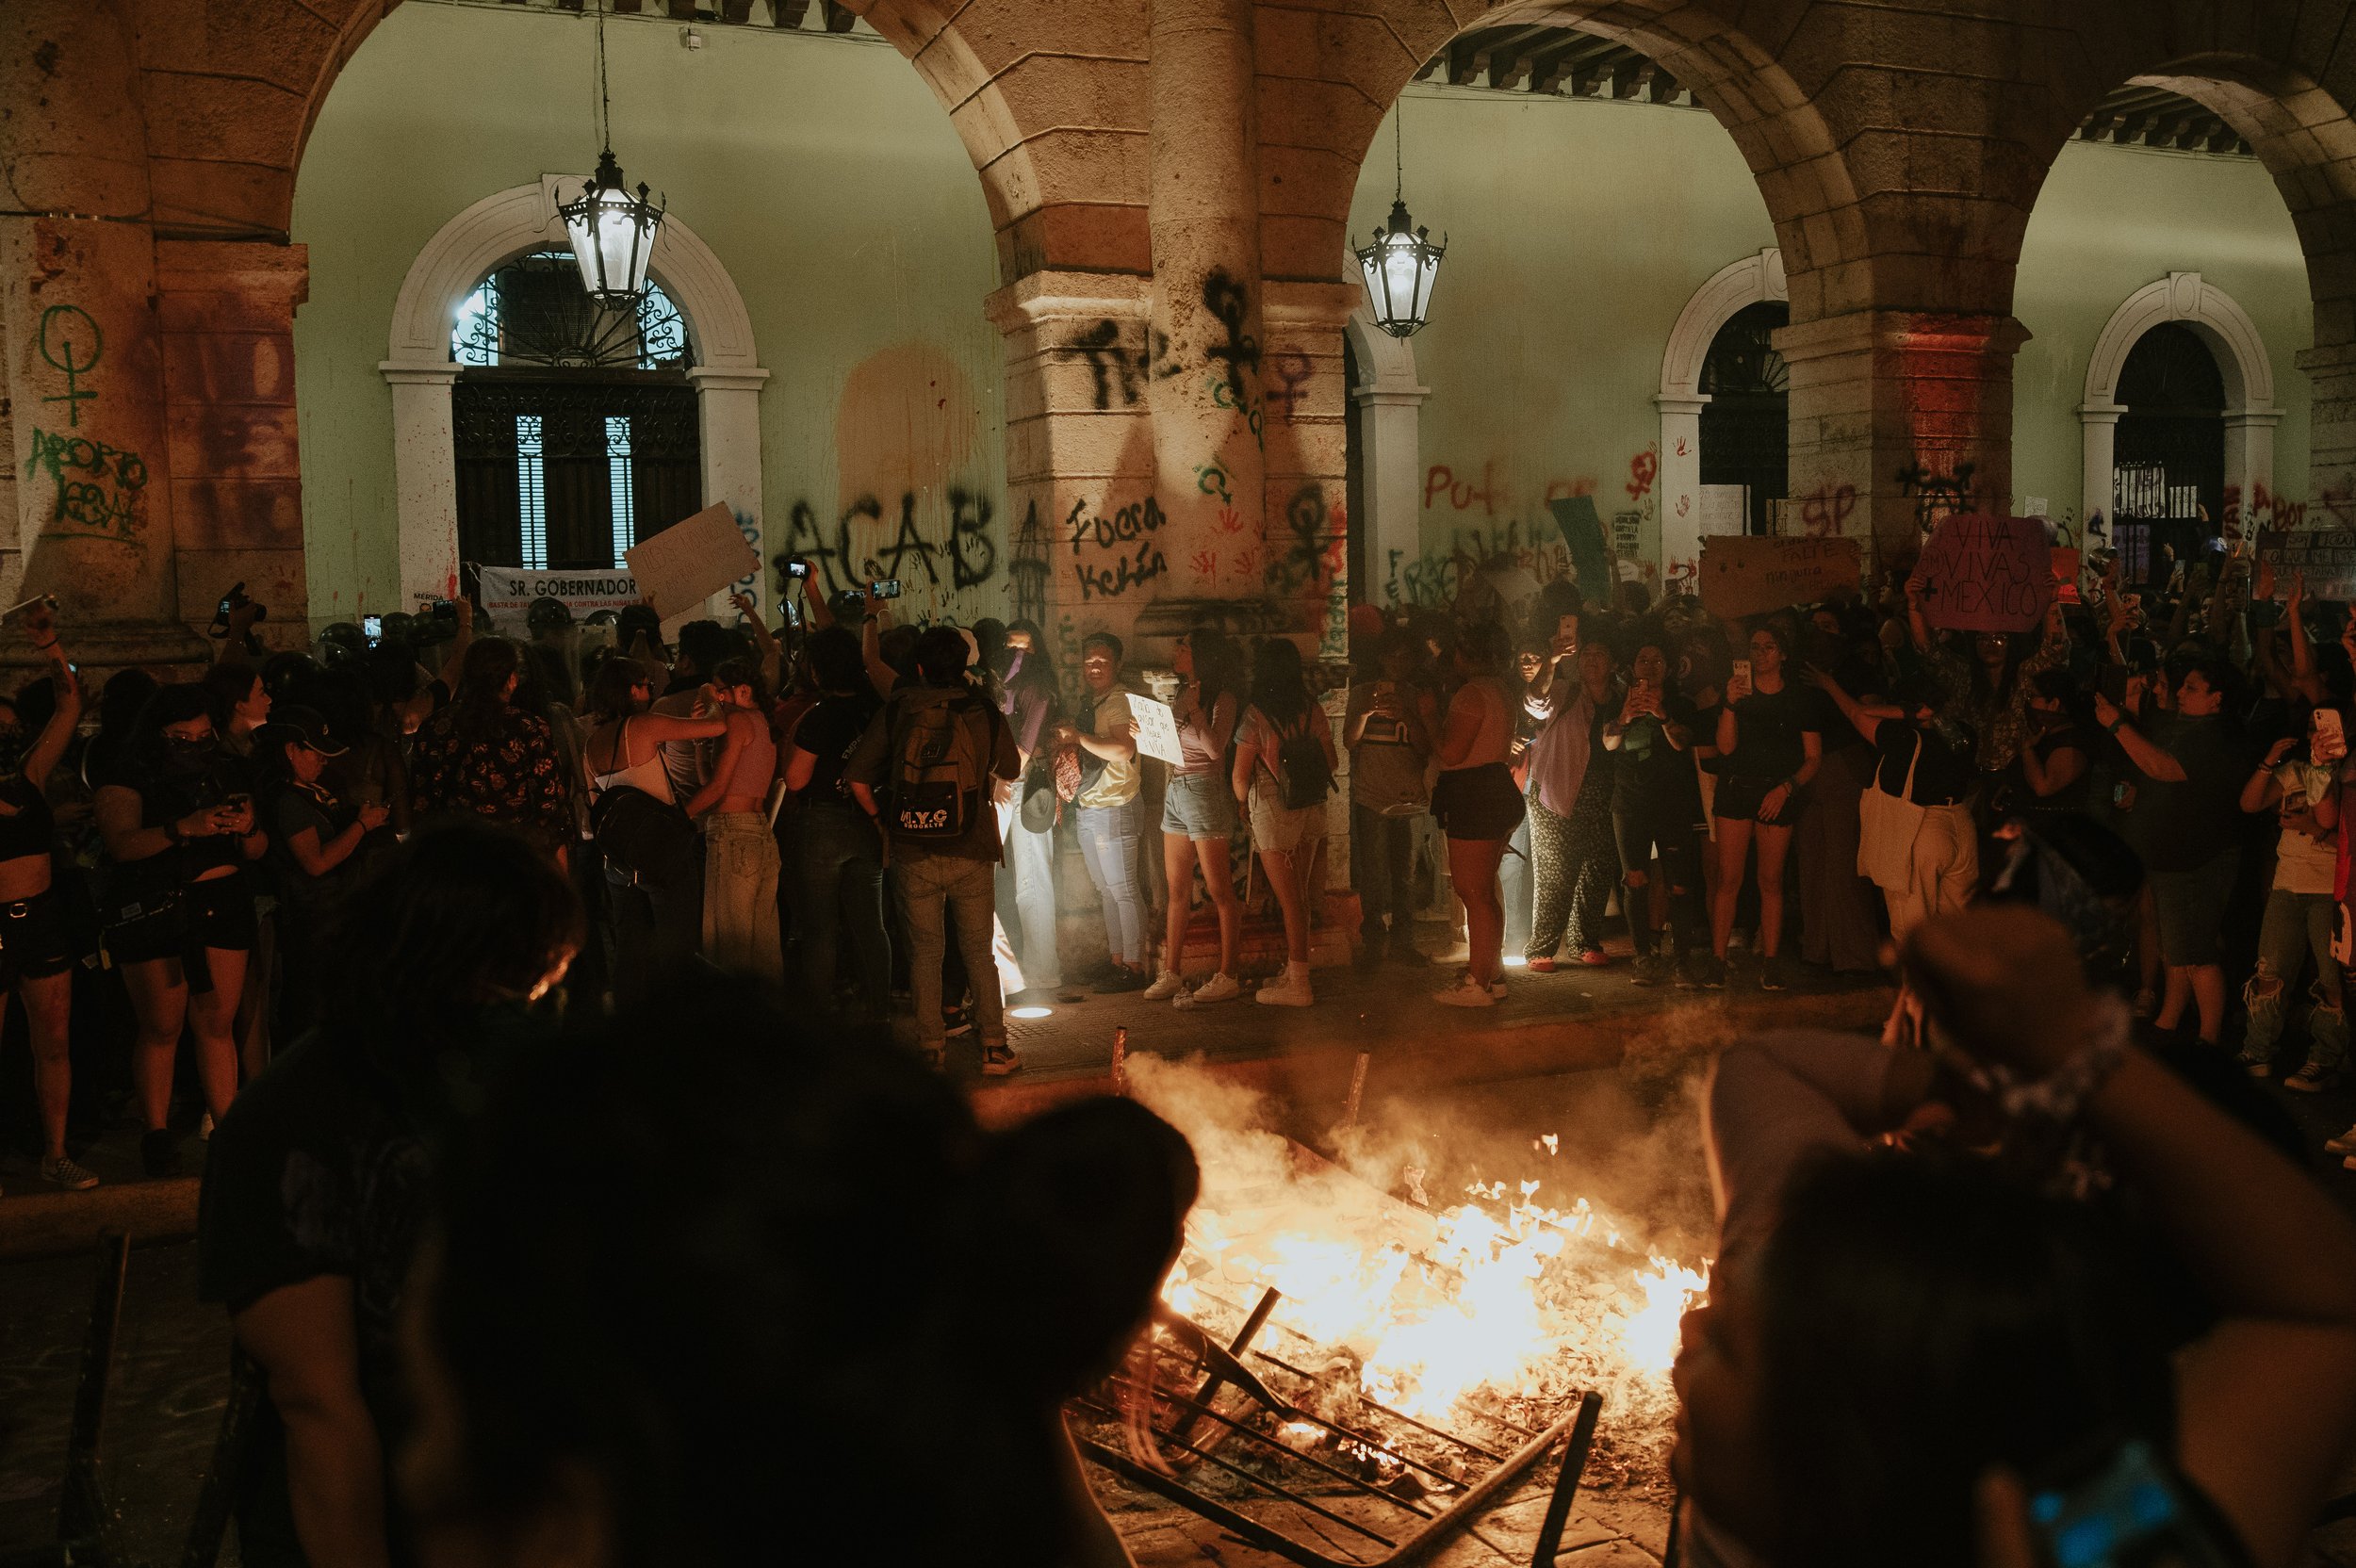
471;565;640;634
1698;535;1863;619
2256;528;2356;599
621;502;760;623
1126;693;1184;767
1915;514;2052;632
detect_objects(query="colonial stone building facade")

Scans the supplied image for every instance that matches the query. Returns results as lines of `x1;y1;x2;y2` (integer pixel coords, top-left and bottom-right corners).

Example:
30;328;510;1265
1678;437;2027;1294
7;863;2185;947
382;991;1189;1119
8;0;2356;662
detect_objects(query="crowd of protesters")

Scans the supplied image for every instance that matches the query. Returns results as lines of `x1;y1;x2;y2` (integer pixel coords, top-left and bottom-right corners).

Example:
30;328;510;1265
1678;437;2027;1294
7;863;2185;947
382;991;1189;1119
0;526;2347;1568
12;530;2356;1184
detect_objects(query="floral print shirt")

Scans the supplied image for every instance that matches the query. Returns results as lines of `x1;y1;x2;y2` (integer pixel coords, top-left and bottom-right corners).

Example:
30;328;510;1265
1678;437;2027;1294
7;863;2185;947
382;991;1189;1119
407;706;572;853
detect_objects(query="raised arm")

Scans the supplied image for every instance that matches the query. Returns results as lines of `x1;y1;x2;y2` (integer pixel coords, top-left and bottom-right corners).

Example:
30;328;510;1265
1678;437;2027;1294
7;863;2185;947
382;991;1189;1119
1802;664;1889;746
2242;739;2296;814
2091;689;2188;783
731;592;782;698
1906;908;2356;1568
18;604;81;791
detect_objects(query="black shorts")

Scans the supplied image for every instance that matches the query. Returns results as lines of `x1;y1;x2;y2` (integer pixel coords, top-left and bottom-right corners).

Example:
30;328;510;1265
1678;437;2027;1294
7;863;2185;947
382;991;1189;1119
185;873;259;954
104;872;256;989
0;888;78;988
1712;774;1797;827
1432;763;1527;841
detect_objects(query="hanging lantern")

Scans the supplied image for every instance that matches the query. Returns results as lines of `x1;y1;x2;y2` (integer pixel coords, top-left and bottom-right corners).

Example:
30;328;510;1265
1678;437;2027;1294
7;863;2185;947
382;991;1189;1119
1355;196;1446;338
558;148;664;308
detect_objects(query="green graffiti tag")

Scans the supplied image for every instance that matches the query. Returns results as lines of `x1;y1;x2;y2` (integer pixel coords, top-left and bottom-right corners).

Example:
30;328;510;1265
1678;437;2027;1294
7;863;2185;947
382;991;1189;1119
37;305;101;428
25;427;147;534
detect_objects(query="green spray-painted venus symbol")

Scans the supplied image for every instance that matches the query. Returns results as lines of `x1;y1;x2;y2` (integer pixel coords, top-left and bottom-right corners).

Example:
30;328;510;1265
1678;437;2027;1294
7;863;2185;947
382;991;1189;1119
38;305;101;428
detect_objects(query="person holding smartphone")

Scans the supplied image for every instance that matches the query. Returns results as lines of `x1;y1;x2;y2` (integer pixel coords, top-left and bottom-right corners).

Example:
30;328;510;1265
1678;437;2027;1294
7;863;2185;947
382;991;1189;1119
2234;704;2348;1087
94;684;270;1176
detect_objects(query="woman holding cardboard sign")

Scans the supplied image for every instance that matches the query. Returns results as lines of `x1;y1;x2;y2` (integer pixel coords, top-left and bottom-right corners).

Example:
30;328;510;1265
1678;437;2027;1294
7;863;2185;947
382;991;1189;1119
1701;621;1821;992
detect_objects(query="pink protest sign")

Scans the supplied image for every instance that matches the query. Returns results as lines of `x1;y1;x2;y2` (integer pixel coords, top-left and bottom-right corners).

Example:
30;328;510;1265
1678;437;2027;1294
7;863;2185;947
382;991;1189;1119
1916;514;2053;632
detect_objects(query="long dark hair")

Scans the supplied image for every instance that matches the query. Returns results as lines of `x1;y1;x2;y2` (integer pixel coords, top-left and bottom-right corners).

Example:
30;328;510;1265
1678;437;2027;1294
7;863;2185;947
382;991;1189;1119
450;638;523;745
1002;619;1059;700
1188;624;1247;719
420;973;1194;1568
1248;637;1314;729
1755;1148;2172;1568
586;656;650;724
123;683;215;788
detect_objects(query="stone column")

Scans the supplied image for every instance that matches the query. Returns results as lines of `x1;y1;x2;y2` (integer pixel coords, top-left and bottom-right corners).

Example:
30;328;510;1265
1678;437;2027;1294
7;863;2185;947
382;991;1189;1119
1259;282;1362;660
1777;309;2032;569
0;0;206;671
1355;333;1432;612
687;365;772;616
2077;401;2124;532
1142;0;1267;646
1655;393;1710;569
2223;408;2282;533
382;365;464;611
155;240;311;651
983;270;1159;659
2299;342;2356;513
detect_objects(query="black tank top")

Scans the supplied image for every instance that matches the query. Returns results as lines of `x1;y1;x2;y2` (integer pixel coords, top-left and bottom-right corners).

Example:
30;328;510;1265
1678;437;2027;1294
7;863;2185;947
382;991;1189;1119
0;776;55;864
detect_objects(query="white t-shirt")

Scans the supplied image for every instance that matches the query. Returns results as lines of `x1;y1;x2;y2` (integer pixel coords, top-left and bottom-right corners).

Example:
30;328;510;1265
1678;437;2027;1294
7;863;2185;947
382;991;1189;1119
2270;760;2339;895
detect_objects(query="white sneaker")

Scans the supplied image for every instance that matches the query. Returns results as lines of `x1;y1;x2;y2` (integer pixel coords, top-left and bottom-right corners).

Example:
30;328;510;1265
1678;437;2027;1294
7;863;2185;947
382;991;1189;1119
1256;965;1314;1007
1188;972;1241;1005
1142;971;1186;1001
1433;973;1497;1007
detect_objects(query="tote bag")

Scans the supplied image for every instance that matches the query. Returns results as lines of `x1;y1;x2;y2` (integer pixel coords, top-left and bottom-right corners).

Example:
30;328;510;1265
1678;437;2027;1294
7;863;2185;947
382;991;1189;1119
1857;733;1926;893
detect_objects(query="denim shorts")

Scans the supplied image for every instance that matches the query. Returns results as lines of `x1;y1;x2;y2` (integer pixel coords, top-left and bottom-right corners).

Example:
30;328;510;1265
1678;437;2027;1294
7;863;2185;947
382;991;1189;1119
1162;770;1237;840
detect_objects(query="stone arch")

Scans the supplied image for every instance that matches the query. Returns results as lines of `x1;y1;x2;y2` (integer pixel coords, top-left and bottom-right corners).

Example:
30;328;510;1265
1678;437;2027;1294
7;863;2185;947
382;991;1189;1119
1343;309;1428;604
1297;3;1857;312
155;0;1069;278
2078;271;2277;528
2064;47;2356;508
378;180;768;608
1659;248;1788;564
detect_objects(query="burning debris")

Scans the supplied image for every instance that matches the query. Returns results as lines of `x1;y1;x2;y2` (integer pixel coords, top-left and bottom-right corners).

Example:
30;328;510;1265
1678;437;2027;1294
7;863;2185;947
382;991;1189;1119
1108;1054;1714;1497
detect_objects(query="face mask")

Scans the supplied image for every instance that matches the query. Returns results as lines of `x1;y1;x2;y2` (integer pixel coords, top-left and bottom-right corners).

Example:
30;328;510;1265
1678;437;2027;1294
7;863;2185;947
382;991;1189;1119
162;734;212;775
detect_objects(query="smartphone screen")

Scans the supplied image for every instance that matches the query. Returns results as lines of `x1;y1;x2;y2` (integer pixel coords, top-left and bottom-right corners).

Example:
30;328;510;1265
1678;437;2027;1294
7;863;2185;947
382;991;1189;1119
2028;1437;2236;1568
875;580;903;599
362;613;384;644
787;561;810;580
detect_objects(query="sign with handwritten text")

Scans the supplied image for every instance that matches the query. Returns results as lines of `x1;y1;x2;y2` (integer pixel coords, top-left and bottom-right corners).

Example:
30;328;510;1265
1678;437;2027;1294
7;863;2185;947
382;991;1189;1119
1698;535;1863;619
1126;693;1184;767
1916;514;2052;632
2256;528;2356;599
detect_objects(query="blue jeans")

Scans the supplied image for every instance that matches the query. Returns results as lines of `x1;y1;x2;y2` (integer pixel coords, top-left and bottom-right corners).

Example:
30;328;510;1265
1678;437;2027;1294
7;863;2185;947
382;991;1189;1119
793;803;891;1018
2243;887;2347;1067
1077;796;1149;968
1500;805;1534;954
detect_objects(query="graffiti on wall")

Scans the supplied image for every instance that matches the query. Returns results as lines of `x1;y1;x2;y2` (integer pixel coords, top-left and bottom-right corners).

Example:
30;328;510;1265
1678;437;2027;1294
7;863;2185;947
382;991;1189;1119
1895;459;1986;534
38;305;101;428
1387;515;1577;608
1066;495;1169;602
25;428;146;534
776;490;1001;600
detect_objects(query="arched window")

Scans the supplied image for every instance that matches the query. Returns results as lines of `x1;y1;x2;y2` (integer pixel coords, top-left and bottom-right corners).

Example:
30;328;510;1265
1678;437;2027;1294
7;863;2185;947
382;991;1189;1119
1697;300;1790;536
449;252;702;573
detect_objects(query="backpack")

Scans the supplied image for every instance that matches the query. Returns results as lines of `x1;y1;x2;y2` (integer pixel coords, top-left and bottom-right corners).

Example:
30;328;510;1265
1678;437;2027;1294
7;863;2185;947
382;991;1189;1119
591;785;698;884
887;686;997;841
1273;709;1334;811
